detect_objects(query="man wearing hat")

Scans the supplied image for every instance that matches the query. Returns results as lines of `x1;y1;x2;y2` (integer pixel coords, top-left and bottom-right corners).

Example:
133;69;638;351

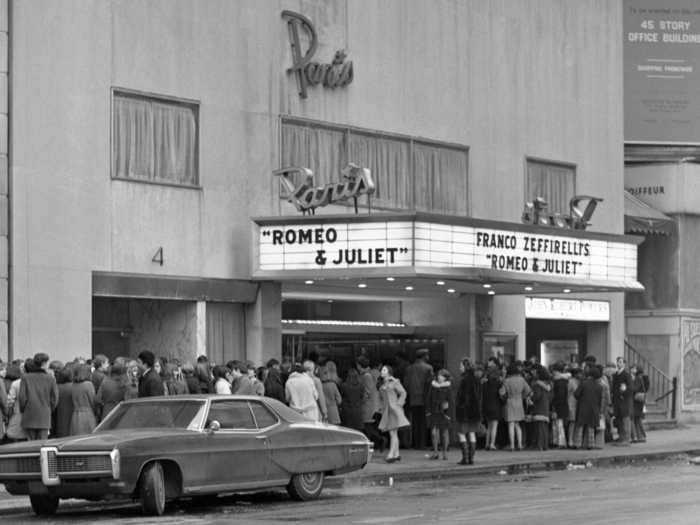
404;348;434;449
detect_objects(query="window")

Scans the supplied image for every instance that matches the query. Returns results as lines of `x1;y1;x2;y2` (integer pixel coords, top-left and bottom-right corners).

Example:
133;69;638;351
112;90;199;186
208;400;257;430
525;158;575;215
281;118;469;214
250;402;279;429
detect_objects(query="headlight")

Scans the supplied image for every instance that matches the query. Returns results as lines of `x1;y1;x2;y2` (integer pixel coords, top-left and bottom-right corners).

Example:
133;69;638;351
110;449;120;480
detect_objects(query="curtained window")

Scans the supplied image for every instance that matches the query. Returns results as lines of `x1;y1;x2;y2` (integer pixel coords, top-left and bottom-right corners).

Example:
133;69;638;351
113;91;199;186
526;159;575;215
281;119;469;214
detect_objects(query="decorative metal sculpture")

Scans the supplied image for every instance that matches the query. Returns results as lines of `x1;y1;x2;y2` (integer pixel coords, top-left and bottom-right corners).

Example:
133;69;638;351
522;195;603;231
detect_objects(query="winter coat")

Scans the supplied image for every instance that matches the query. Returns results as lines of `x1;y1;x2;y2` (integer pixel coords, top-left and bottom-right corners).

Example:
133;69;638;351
0;379;7;437
502;374;532;422
631;374;647;418
403;359;433;407
70;380;97;436
611;369;633;418
285;372;319;421
551;374;569;420
95;376;127;422
18;370;58;430
214;378;232;395
378;377;410;432
138;368;164;398
574;377;603;428
340;374;364;430
456;371;481;424
184;373;201;394
426;380;452;428
530;380;552;422
359;370;379;423
481;370;503;422
232;375;256;395
311;375;327;420
567;376;580;422
53;382;74;438
6;379;26;440
263;368;286;403
322;380;342;425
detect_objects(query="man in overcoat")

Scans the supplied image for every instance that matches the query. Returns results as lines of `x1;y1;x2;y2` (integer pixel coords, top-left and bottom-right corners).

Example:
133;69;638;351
18;353;58;440
611;356;633;445
403;349;433;449
137;350;164;397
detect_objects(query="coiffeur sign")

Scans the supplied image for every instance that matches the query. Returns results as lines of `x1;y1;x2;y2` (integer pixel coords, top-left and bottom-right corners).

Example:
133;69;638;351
254;215;641;290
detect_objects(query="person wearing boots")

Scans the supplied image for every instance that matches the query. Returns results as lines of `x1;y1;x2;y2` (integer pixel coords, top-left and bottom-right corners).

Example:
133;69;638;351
425;369;452;460
455;358;482;465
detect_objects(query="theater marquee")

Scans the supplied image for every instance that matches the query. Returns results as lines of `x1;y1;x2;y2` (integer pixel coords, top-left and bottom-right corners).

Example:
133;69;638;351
253;214;643;291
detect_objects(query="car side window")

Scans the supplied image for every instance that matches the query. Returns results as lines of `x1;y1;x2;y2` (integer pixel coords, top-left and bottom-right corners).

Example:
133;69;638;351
250;401;278;429
208;400;256;430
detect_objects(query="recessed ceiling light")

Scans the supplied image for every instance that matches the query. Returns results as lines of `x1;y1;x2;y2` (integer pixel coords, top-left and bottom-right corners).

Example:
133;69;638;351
447;288;456;293
436;281;445;286
386;277;395;281
305;280;314;285
488;290;496;295
483;284;492;289
327;299;333;303
524;286;533;292
563;289;571;293
405;286;414;291
358;283;367;288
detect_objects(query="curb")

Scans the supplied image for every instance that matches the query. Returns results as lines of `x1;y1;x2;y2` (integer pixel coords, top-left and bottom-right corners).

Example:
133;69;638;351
1;449;698;514
325;448;700;488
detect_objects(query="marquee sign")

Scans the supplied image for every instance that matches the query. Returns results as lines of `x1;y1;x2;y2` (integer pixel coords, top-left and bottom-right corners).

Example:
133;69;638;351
525;297;610;321
255;216;641;289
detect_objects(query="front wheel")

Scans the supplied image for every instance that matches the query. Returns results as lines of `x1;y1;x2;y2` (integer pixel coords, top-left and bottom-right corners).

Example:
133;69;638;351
139;461;166;516
29;494;59;516
287;471;325;501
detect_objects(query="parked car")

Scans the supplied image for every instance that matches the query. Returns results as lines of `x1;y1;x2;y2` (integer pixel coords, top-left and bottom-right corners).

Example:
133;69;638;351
0;395;372;516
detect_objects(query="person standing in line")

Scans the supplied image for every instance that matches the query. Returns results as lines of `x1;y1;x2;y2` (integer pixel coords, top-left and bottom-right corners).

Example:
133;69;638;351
5;364;26;443
574;366;604;449
530;365;552;451
182;362;201;394
212;365;233;395
426;368;452;460
305;361;327;422
195;355;212;394
320;361;342;425
595;364;611;449
285;362;319;421
357;356;386;451
70;364;98;436
566;366;582;448
91;354;110;393
95;361;127;422
377;365;410;463
137;350;165;398
340;367;364;431
18;353;58;441
124;360;140;400
403;348;433;450
630;365;648;443
455;359;482;464
500;363;531;451
53;365;74;438
264;359;286;403
482;357;503;450
611;356;633;445
550;363;569;448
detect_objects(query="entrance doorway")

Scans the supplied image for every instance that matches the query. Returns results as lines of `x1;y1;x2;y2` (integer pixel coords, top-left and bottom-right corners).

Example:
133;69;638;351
526;319;587;365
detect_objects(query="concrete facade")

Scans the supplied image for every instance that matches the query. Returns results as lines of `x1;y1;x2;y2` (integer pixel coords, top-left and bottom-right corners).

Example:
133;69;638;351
5;1;627;368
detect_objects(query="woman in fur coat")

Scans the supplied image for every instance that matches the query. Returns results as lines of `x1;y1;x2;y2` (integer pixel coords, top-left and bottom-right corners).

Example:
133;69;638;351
426;369;452;460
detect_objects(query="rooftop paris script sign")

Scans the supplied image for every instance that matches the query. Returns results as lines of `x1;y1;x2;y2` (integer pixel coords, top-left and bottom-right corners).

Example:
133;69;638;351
282;10;354;98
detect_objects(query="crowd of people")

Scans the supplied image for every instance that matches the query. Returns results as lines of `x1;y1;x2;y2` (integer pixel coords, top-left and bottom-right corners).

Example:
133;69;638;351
0;349;650;468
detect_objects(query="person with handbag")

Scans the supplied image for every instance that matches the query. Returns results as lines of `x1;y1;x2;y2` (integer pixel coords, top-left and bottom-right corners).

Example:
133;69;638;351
631;365;648;443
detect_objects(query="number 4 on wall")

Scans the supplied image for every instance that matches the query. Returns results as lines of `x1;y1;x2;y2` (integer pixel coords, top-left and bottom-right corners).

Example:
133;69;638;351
152;247;164;266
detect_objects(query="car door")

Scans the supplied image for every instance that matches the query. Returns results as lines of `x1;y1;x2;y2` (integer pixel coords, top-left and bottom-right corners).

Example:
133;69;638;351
203;399;270;489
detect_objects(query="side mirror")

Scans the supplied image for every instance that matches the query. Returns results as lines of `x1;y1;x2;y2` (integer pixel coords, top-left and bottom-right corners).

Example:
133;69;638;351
207;420;221;434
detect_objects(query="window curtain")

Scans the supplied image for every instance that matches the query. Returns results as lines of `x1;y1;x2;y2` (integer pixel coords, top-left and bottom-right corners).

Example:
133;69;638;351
526;161;575;215
281;123;346;188
348;132;410;209
413;143;468;215
206;303;245;366
113;94;197;185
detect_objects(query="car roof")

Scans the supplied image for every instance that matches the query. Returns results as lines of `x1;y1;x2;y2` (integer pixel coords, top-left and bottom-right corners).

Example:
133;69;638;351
121;395;268;403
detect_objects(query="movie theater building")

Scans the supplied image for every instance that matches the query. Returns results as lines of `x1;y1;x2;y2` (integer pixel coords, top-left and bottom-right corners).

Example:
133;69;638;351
0;1;637;373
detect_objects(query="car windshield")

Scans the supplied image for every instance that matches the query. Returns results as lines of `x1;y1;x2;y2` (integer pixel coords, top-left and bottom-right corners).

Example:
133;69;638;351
96;400;206;431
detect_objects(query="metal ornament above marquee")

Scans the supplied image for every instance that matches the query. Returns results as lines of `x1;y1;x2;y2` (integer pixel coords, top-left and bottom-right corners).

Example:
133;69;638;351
282;10;354;99
253;214;644;291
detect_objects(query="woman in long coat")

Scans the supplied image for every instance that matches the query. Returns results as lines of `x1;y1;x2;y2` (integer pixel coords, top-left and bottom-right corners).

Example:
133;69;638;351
95;362;127;422
501;364;532;451
377;365;410;463
482;358;503;450
53;365;74;438
320;362;343;425
630;365;648;443
340;368;364;431
426;369;452;460
70;364;98;436
574;366;603;449
455;359;482;464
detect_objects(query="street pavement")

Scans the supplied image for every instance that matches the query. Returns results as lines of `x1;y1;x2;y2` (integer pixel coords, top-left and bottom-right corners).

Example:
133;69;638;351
0;425;699;514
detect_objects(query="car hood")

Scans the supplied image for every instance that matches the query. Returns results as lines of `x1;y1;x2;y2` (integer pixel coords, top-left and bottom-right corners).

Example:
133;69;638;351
0;429;197;454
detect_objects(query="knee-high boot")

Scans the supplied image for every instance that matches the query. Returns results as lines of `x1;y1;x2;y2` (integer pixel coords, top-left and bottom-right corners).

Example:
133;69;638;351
468;442;475;465
458;441;468;465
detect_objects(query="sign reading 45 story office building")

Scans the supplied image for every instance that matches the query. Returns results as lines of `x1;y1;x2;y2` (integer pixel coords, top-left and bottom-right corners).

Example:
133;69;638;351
624;0;700;143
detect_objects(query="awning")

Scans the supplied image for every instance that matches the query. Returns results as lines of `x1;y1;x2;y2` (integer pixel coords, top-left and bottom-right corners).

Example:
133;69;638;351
624;190;675;236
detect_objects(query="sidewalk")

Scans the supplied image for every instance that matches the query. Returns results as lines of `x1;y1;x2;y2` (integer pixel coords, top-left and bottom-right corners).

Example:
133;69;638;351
1;426;699;512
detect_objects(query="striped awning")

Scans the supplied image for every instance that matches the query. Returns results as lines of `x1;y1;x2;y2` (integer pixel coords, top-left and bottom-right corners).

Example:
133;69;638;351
624;190;674;236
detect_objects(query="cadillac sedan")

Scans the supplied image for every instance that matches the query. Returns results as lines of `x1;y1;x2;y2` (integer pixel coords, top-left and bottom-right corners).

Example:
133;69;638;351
0;395;372;516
